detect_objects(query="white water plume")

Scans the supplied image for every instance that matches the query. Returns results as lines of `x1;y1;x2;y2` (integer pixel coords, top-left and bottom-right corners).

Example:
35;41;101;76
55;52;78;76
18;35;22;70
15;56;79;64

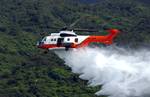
54;47;150;97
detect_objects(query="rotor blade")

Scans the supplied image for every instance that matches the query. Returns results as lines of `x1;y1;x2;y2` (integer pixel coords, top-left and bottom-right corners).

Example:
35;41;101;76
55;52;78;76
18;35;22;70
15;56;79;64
48;26;62;29
73;28;99;32
69;17;84;28
40;32;48;36
69;15;92;28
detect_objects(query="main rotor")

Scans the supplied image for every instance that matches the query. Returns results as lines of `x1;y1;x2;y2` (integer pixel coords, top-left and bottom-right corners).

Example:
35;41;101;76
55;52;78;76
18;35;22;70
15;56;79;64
49;15;107;32
40;15;114;36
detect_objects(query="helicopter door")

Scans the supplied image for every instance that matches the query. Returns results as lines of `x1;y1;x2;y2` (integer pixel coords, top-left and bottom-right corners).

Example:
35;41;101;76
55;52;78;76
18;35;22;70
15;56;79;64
57;38;64;46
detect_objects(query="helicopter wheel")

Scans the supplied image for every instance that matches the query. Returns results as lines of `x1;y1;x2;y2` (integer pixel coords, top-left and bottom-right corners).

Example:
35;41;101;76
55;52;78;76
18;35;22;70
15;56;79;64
65;47;69;51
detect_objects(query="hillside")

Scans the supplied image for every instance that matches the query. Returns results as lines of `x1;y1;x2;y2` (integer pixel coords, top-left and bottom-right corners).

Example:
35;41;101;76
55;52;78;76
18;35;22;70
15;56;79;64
0;0;149;97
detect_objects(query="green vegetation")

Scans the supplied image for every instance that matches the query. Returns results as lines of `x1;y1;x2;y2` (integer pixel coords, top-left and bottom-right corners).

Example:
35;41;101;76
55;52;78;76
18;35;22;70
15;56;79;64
0;0;149;97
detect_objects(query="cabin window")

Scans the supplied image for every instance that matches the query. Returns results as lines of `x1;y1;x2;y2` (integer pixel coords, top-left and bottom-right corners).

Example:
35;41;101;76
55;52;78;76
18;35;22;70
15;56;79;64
51;39;53;41
67;38;70;41
54;39;56;41
75;38;78;42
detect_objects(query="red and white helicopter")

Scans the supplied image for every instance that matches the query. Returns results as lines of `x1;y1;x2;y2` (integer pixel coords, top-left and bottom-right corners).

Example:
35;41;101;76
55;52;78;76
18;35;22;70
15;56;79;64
37;16;120;51
37;28;120;51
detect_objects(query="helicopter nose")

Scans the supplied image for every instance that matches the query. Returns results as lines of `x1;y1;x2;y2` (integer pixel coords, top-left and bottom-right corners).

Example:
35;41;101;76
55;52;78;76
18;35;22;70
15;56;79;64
37;41;47;49
37;41;42;48
36;41;40;46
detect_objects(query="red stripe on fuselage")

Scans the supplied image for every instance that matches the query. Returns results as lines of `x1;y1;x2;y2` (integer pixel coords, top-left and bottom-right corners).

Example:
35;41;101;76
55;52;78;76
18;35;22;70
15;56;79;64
37;44;76;49
76;36;110;48
38;44;61;49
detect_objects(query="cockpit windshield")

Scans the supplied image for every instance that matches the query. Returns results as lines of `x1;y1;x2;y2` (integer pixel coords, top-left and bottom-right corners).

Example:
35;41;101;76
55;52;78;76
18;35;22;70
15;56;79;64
42;37;47;42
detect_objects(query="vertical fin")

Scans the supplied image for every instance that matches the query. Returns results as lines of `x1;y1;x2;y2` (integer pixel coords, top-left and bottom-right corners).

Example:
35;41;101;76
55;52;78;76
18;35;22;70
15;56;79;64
106;29;120;42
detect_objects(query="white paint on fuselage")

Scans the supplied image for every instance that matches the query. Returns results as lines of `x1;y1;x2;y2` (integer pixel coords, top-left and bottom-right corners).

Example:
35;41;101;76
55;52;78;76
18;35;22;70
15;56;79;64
41;31;89;45
43;35;89;45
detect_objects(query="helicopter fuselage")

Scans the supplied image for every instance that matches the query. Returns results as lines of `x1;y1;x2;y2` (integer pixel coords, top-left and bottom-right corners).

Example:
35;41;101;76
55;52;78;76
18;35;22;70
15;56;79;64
37;29;120;50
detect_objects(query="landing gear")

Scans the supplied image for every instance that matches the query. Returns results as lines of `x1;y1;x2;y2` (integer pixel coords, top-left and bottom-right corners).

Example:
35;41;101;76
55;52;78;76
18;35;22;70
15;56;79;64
65;46;69;51
65;43;72;51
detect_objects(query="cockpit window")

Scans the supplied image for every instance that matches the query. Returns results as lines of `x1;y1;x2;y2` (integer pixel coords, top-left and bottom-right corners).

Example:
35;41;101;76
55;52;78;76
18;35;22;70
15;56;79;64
42;37;47;41
67;38;70;41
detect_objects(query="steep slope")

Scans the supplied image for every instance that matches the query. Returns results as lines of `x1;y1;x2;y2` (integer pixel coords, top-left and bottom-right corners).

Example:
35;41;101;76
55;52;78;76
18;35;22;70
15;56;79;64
0;1;101;97
0;32;101;97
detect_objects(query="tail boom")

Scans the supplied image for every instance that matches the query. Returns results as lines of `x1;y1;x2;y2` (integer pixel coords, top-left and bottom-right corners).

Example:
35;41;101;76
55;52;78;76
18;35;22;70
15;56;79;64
76;29;120;48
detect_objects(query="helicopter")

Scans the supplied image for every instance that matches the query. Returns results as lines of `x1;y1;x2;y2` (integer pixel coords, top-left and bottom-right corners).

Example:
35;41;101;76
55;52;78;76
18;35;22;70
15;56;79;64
37;16;120;51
